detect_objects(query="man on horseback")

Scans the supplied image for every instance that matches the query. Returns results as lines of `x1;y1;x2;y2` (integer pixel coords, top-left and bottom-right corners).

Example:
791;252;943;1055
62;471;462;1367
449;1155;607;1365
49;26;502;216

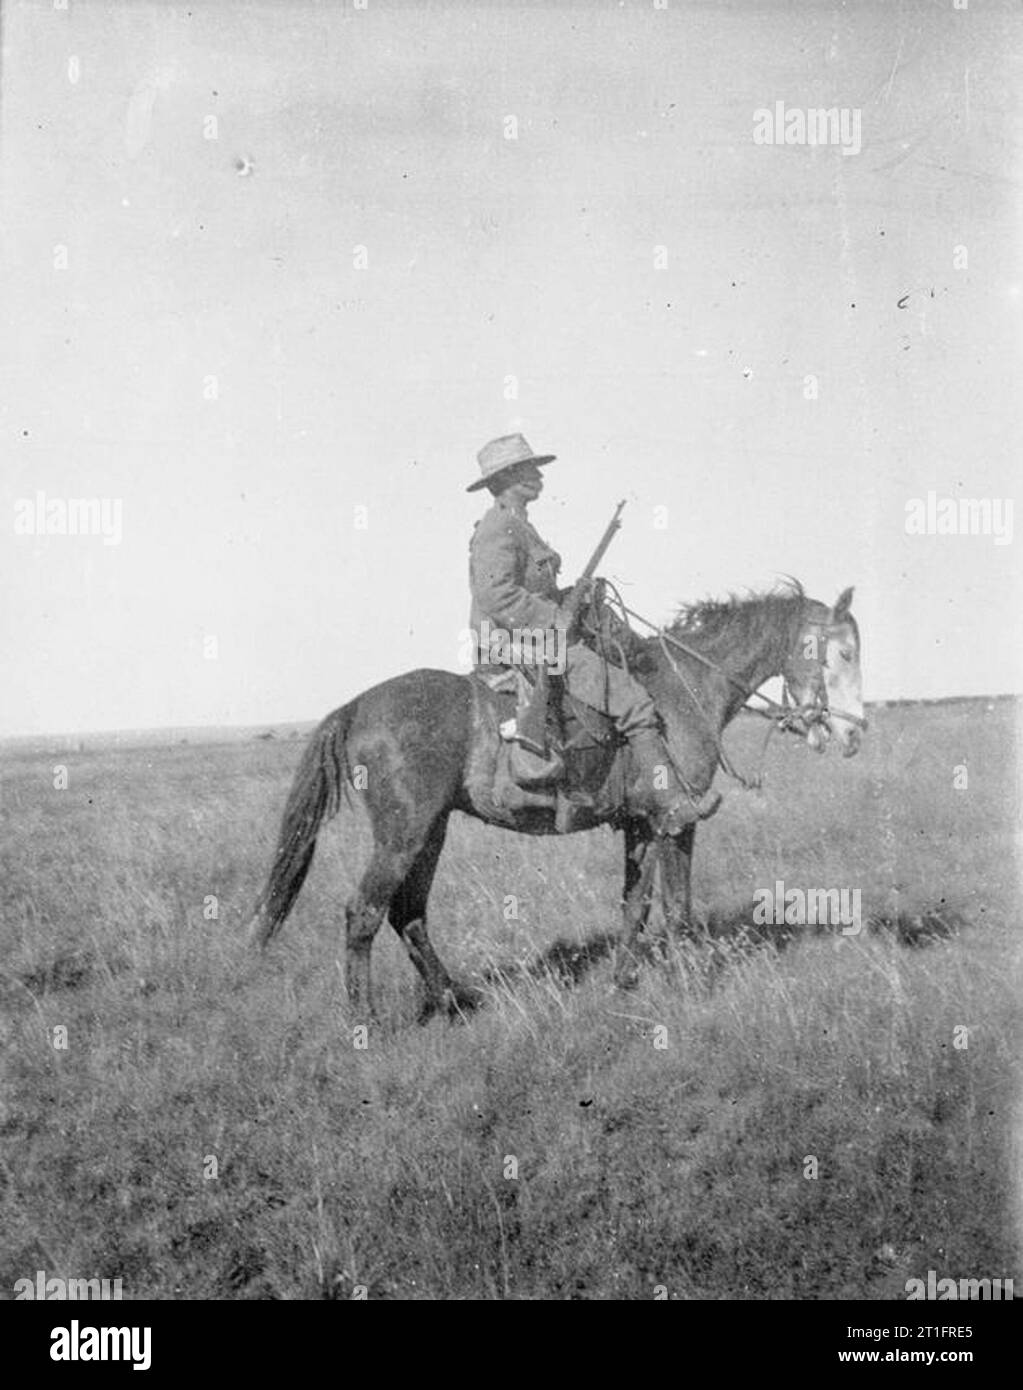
467;433;697;836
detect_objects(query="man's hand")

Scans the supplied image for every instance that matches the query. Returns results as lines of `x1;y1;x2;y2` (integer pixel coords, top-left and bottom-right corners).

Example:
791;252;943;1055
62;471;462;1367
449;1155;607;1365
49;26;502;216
554;577;602;633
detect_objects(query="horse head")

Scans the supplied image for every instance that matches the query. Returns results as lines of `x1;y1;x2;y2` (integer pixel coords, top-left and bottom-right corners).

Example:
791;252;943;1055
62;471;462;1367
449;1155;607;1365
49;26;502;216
783;586;866;758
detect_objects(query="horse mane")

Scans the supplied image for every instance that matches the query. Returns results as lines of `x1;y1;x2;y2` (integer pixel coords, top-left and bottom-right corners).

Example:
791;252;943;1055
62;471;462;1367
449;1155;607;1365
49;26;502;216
670;578;807;641
631;579;813;674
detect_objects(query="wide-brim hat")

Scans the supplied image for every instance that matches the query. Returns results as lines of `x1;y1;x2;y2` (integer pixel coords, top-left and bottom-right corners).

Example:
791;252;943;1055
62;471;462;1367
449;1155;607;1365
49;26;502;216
467;433;556;493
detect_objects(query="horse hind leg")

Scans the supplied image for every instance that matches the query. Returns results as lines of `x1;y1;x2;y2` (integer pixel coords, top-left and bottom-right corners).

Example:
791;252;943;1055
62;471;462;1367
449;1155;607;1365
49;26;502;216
388;815;480;1023
344;847;421;1023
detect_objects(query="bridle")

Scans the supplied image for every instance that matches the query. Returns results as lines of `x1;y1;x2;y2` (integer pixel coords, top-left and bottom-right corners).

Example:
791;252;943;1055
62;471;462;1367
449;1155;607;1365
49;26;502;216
759;624;868;736
596;587;866;792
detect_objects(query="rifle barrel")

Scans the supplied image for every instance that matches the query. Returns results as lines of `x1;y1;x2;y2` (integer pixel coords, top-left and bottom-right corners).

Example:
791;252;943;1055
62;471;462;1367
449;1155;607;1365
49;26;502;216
565;501;627;624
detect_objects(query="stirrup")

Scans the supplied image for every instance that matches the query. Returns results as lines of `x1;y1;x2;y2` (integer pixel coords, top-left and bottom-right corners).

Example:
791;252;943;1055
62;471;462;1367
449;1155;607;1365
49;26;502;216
507;738;564;788
510;731;548;759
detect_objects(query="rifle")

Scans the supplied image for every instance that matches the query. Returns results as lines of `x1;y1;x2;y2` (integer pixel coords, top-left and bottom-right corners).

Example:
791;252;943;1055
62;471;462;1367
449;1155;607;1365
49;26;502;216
515;500;627;755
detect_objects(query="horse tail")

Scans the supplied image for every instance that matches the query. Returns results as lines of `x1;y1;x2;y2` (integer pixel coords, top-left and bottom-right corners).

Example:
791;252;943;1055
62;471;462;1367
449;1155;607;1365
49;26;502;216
248;703;355;948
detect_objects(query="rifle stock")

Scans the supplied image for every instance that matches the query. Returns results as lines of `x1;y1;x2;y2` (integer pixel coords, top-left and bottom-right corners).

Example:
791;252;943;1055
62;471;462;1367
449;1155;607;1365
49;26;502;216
515;500;627;752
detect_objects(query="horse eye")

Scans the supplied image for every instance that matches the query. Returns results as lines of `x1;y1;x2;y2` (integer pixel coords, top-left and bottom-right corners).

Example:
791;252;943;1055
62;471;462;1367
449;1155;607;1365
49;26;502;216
840;650;853;663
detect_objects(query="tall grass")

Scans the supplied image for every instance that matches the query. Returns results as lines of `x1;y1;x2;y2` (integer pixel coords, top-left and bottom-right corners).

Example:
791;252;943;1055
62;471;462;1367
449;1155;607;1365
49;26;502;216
1;702;1019;1298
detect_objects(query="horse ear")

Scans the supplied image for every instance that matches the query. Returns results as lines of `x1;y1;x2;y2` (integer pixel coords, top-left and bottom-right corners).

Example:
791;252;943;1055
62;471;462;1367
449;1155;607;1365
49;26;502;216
833;586;854;620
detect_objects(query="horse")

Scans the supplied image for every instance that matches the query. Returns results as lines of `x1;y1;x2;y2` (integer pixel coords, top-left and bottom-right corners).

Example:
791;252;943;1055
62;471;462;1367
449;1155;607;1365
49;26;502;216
245;582;865;1021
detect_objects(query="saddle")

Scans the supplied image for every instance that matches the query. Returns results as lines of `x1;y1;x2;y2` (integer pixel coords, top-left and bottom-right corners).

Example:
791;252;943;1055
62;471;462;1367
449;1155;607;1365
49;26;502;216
472;665;627;832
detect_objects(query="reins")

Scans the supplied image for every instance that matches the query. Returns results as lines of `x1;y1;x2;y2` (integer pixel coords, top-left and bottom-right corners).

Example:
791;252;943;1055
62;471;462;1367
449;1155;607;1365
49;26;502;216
655;629;771;791
595;583;864;792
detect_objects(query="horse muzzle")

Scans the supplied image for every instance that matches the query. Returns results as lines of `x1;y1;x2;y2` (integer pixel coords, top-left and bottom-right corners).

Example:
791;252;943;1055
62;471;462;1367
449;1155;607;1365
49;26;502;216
808;710;865;757
838;725;862;758
829;715;864;758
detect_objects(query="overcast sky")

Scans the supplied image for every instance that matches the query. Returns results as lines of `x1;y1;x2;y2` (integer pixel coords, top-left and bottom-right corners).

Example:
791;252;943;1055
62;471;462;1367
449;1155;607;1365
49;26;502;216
2;0;1020;737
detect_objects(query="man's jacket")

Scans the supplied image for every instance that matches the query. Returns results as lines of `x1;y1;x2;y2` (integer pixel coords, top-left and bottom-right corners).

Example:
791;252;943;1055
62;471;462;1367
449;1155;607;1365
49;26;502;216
468;496;563;640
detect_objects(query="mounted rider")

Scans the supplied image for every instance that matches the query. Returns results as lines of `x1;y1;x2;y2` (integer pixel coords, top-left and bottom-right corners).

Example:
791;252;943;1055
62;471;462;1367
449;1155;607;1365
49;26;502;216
467;433;698;836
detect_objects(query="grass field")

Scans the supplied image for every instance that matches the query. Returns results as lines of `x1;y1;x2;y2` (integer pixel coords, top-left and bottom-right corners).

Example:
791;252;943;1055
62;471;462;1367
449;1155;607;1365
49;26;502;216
1;698;1020;1299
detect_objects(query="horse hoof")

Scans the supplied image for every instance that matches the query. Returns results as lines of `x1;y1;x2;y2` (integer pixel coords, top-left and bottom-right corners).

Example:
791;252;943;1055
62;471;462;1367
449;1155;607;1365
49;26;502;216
415;983;483;1025
246;912;272;951
416;997;441;1026
613;955;641;990
445;982;484;1021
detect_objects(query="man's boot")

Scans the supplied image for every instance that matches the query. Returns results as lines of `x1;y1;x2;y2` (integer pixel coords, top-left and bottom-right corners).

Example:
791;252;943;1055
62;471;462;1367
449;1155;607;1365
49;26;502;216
625;727;699;836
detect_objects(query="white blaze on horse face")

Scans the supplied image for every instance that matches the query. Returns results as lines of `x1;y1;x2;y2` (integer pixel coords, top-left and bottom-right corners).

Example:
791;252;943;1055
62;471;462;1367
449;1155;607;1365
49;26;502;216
824;624;864;757
786;624;829;751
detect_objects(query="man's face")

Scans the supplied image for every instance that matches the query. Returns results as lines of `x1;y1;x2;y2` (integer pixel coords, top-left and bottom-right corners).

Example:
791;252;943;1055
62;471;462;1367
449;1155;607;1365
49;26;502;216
497;462;543;505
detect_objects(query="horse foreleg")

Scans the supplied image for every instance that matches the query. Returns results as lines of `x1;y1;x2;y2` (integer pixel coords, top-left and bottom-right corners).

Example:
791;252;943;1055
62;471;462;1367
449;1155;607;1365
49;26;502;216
614;820;659;989
659;823;696;941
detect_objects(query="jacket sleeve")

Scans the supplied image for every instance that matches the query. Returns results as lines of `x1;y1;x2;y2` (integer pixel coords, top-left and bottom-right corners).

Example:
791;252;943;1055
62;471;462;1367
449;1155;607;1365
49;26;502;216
472;520;560;630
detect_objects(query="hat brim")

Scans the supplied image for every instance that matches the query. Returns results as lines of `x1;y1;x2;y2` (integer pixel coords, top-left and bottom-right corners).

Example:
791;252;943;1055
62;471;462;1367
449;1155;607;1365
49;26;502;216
466;454;556;492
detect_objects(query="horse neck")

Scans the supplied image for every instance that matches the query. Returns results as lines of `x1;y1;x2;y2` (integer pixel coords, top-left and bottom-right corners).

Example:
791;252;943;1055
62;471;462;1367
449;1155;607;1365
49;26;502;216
655;599;801;734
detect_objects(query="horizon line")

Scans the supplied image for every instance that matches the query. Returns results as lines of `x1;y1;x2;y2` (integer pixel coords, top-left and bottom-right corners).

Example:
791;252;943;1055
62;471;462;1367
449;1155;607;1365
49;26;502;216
2;691;1020;748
